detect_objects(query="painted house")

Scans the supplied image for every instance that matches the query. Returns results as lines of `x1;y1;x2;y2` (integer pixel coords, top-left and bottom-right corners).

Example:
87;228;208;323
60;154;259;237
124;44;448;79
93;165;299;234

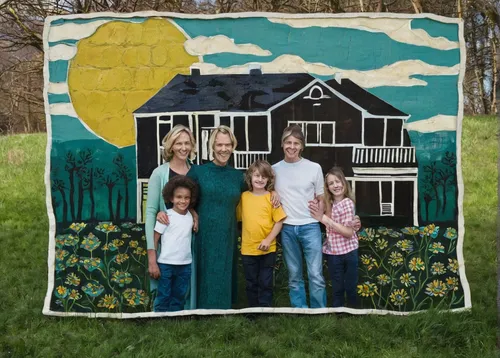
133;67;418;225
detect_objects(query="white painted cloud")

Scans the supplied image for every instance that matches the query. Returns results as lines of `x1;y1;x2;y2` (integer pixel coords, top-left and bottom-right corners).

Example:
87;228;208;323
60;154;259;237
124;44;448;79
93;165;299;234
184;35;272;56
48;44;77;61
193;55;459;88
268;18;458;50
48;82;69;94
50;103;78;117
405;115;457;132
48;20;110;42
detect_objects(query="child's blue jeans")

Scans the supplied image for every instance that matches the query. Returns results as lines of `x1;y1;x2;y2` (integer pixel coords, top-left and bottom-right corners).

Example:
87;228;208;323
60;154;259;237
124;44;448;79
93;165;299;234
325;250;358;308
241;252;276;307
154;263;191;312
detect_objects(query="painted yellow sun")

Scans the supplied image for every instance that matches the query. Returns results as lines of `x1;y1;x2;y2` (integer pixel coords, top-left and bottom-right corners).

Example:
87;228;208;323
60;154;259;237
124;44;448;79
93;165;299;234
68;19;198;147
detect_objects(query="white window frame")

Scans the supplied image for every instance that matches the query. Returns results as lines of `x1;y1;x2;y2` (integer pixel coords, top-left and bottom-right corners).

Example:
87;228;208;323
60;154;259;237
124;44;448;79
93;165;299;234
288;120;335;147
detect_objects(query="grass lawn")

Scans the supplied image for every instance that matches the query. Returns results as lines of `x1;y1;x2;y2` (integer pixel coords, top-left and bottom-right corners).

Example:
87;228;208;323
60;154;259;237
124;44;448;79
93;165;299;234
0;115;497;357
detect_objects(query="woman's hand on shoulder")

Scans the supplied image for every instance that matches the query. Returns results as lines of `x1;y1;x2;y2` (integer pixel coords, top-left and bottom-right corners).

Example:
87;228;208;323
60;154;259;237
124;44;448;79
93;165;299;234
157;211;169;225
270;191;281;208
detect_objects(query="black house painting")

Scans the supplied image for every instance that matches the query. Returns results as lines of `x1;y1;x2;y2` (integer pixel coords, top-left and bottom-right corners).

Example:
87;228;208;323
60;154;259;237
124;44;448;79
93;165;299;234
134;66;418;226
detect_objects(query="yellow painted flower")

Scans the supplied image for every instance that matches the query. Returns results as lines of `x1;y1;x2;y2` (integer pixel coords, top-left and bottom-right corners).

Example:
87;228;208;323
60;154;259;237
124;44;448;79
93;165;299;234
96;222;120;233
69;222;87;233
376;274;391;286
55;285;68;298
388;251;404;267
111;239;124;248
390;289;409;306
425;280;447;297
55;249;69;262
98;294;118;309
102;244;110;251
431;262;446;275
420;224;440;238
357;282;378;297
399;273;416;287
129;240;139;248
408;257;425;271
115;253;129;264
141;235;146;241
447;259;459;273
65;272;81;286
111;271;133;287
133;247;147;256
375;238;388;251
428;242;445;254
121;233;131;239
66;254;79;267
396;239;414;252
446;277;459;291
402;227;420;235
123;288;149;306
80;232;101;252
68;289;82;300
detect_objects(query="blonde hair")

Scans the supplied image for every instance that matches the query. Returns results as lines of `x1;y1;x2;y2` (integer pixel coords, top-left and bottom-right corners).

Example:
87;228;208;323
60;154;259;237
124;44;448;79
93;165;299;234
324;167;354;204
245;160;275;192
161;125;197;162
209;125;237;151
281;124;305;152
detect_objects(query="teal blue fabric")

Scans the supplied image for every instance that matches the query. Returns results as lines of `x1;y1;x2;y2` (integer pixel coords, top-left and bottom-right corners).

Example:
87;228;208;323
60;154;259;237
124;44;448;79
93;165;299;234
188;162;245;309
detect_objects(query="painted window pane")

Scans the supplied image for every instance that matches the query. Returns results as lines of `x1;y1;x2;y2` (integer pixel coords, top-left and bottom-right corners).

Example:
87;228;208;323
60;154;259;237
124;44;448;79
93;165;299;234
198;114;215;128
233;116;246;151
158;123;172;144
386;118;403;146
364;118;384;146
136;117;158;179
306;123;318;144
248;115;268;151
381;181;392;202
220;116;230;128
320;123;334;144
173;115;189;128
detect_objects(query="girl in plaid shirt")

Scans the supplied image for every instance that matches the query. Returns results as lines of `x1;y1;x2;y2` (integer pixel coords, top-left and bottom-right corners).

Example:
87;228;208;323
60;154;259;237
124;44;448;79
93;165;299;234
311;167;359;308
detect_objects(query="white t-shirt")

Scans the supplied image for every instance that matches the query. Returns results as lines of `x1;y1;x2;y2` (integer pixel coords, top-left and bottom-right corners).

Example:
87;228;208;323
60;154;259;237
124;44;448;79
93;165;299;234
154;209;193;265
273;158;324;225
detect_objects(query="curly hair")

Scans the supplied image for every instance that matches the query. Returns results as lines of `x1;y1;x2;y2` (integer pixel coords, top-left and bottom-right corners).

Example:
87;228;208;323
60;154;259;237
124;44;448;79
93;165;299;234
245;160;275;192
162;175;199;209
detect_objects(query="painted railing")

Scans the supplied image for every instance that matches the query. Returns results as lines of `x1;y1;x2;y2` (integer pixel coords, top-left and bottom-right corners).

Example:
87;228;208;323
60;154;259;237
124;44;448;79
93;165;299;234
353;146;416;164
233;151;269;169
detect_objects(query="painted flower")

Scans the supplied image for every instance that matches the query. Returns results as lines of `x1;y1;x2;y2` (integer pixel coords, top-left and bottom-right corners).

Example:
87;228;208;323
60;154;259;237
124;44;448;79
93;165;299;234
401;227;419;235
447;258;459;273
80;233;101;252
357;282;378;297
387;229;402;238
360;255;378;271
65;272;81;286
95;222;120;233
102;244;110;251
396;239;414;253
129;240;139;248
55;262;66;272
111;271;133;287
115;253;129;264
98;294;119;309
399;273;416;287
378;226;390;235
82;281;105;297
55;235;66;249
55;285;68;299
131;226;143;232
110;239;124;251
358;228;378;242
66;254;79;268
408;257;425;271
374;238;388;251
425;280;447;297
388;251;404;267
443;227;458;240
121;233;131;239
69;222;87;233
428;242;445;254
79;257;102;272
376;274;391;286
445;276;460;291
420;224;440;238
123;288;149;306
133;247;147;256
55;249;69;262
390;289;409;306
68;289;82;301
141;235;146;241
120;222;135;229
431;262;446;275
63;234;79;247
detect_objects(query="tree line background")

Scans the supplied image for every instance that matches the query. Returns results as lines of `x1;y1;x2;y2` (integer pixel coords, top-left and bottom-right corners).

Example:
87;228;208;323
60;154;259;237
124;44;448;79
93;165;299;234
0;0;498;135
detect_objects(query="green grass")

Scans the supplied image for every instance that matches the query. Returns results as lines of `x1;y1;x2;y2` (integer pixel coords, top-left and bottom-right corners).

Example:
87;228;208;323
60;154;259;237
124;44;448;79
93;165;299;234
0;115;497;357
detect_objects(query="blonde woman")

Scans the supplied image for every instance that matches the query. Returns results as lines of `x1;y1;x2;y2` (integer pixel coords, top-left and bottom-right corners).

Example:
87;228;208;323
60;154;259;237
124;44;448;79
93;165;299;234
146;125;197;306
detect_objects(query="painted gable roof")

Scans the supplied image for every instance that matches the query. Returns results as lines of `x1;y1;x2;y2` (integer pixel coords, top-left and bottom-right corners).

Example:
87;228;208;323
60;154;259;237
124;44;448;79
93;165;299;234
134;73;315;113
325;78;408;117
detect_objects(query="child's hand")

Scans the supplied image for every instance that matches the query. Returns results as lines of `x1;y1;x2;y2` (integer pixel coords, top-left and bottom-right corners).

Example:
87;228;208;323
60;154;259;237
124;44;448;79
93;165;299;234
258;239;272;252
157;211;169;225
352;215;362;232
148;261;161;279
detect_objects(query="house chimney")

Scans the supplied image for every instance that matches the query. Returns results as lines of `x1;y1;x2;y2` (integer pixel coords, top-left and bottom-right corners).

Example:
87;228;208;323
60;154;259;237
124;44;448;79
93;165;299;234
249;63;262;76
190;66;201;76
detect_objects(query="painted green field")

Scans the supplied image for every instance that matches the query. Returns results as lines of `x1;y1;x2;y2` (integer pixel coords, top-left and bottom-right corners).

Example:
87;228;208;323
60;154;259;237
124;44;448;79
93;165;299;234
0;115;497;357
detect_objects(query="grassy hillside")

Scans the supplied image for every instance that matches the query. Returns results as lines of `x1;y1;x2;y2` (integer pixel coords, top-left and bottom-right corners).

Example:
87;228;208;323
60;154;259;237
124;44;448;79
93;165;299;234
0;115;497;357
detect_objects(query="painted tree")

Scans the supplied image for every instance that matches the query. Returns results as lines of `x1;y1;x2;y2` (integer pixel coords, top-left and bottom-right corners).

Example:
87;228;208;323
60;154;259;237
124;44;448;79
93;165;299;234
64;151;77;221
51;178;68;223
113;153;132;220
75;148;93;221
437;151;457;214
422;175;437;222
95;167;118;222
423;161;441;218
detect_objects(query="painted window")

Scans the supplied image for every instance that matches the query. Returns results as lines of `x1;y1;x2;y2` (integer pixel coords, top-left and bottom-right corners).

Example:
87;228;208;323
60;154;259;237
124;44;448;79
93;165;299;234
288;120;335;146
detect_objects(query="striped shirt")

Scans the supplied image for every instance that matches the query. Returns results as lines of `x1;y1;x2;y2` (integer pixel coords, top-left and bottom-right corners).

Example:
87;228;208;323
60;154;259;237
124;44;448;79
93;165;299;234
323;198;358;255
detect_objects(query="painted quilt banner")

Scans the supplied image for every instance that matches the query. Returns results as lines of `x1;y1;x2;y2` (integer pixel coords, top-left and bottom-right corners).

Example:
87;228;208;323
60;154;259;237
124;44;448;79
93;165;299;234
43;12;470;317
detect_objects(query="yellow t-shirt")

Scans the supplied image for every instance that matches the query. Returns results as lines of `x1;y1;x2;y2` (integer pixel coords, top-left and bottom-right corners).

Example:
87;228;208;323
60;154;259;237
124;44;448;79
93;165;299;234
236;191;287;256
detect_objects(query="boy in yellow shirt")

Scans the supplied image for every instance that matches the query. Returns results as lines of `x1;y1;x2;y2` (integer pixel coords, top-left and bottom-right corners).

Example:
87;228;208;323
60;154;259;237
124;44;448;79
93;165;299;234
237;160;286;307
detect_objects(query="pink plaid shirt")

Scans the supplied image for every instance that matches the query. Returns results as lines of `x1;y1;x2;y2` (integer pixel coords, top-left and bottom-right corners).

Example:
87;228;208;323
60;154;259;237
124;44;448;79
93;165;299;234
323;197;358;255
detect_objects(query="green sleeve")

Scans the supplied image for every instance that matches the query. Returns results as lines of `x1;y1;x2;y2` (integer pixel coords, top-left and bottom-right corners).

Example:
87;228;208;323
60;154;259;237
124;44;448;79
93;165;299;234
145;168;164;250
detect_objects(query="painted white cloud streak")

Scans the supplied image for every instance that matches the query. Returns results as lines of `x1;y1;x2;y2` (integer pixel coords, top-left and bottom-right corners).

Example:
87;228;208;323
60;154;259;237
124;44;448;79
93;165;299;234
184;35;272;56
405;115;457;132
193;55;459;88
50;103;78;117
48;44;77;61
48;82;70;94
268;18;458;50
48;20;109;42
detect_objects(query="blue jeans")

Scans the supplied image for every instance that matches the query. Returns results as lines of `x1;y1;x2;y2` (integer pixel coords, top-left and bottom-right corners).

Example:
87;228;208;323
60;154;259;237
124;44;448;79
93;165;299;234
154;263;191;312
281;223;326;308
326;250;359;308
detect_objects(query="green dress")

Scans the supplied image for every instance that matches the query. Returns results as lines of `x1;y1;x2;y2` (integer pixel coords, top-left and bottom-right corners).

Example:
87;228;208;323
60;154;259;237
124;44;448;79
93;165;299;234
188;162;245;309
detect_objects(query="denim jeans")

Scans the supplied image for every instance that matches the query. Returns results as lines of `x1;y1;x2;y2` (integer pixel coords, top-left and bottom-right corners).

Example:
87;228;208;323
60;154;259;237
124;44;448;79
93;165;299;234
241;252;276;307
281;223;326;308
325;249;358;308
154;263;191;312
